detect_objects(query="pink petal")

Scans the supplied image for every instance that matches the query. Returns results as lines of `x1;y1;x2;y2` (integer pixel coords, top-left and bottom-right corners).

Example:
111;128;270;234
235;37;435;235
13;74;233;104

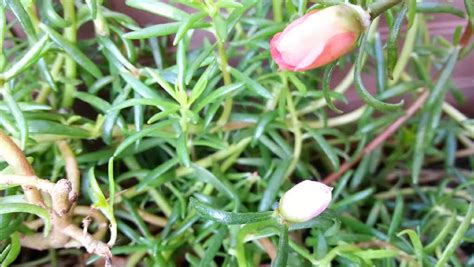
270;33;296;70
299;32;357;71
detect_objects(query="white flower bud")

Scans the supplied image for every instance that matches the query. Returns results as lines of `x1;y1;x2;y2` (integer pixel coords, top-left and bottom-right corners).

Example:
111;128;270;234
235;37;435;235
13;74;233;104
279;181;332;223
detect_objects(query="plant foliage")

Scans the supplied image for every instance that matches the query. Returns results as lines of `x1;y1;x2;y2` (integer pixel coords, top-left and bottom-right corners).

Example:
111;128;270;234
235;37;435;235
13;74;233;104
0;0;473;266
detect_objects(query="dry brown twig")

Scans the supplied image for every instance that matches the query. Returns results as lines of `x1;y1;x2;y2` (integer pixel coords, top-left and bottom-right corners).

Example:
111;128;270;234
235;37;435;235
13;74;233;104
57;140;81;203
0;131;44;205
0;130;112;265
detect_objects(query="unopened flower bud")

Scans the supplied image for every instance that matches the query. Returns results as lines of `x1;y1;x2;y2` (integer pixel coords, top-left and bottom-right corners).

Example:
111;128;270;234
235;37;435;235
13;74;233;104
279;181;332;223
270;4;370;71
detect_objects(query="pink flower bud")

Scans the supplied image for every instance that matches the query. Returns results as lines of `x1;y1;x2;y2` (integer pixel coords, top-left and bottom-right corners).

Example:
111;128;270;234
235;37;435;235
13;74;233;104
279;181;332;223
270;4;370;71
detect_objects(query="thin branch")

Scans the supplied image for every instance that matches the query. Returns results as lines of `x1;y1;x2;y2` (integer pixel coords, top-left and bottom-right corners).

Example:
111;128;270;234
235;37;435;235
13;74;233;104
386;169;472;183
375;187;473;201
24;205;110;241
137;209;168;227
355;240;413;261
305;106;367;129
74;206;108;227
21;234;62;250
75;206;110;241
21;223;112;264
368;0;404;19
442;102;474;138
456;147;474;158
61;223;112;263
0;174;54;193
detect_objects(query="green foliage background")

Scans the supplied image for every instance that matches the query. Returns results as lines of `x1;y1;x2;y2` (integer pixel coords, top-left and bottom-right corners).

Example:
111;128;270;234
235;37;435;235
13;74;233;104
0;0;473;266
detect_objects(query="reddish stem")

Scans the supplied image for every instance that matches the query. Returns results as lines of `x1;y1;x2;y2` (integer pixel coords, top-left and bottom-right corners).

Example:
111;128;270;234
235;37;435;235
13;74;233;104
460;22;473;48
323;90;429;185
322;20;473;185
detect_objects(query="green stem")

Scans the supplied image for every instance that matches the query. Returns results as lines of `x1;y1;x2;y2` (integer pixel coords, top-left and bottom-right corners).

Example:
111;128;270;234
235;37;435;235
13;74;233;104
273;225;289;267
368;0;404;19
375;187;473;202
220;143;247;172
272;0;283;22
424;214;457;253
0;6;5;55
49;248;58;267
36;55;64;104
433;205;474;224
442;102;474;137
126;251;146;267
236;220;280;267
217;41;232;86
434;203;474;267
147;188;172;217
215;40;233;127
61;0;77;108
390;15;419;85
93;2;109;36
0;7;5;72
25;2;40;32
282;73;302;178
289;240;317;265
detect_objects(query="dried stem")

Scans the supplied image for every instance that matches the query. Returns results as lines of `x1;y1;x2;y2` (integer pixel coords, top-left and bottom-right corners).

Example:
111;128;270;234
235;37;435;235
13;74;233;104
61;224;112;260
0;174;54;193
0;130;44;205
0;130;111;262
24;205;110;241
74;206;109;240
57;140;80;202
52;179;73;216
20;208;112;262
